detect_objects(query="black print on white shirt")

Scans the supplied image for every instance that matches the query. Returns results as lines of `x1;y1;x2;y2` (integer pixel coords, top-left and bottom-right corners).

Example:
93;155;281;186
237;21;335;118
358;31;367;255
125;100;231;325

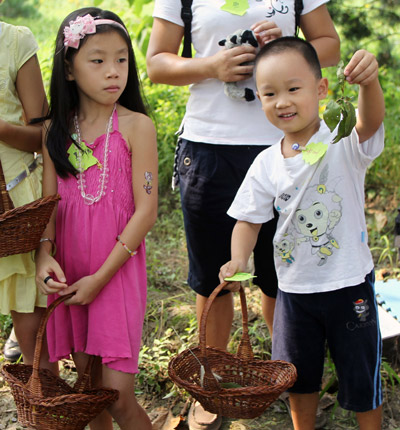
279;193;291;202
265;0;289;18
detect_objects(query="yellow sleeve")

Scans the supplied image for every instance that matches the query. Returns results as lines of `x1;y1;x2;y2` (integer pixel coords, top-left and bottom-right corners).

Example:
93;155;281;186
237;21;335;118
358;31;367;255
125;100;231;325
14;25;39;70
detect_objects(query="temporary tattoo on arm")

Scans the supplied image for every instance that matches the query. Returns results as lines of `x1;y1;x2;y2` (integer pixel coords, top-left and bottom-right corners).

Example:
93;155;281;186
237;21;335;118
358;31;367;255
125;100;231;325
143;171;153;194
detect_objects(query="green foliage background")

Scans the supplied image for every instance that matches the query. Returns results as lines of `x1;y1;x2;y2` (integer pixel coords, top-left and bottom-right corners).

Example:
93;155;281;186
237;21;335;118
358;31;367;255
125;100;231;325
2;0;400;198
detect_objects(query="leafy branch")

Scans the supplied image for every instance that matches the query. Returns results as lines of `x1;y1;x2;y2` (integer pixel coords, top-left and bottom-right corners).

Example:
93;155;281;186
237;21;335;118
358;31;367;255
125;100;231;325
323;61;356;144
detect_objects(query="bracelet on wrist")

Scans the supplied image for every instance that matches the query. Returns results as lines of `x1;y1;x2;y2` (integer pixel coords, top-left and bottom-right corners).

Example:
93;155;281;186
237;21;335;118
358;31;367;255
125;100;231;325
116;235;137;257
39;238;57;256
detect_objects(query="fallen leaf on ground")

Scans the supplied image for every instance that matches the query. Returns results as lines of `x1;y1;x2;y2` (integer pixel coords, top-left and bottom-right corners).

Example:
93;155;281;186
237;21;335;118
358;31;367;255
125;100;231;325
161;412;182;430
150;407;169;430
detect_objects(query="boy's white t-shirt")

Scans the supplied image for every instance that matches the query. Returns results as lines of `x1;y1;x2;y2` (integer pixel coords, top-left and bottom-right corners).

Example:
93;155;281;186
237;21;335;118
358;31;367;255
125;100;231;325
153;0;329;145
228;121;384;293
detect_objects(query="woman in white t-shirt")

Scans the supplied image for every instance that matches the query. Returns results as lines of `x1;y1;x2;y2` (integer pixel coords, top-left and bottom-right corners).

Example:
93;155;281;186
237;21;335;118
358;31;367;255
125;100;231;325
146;3;339;426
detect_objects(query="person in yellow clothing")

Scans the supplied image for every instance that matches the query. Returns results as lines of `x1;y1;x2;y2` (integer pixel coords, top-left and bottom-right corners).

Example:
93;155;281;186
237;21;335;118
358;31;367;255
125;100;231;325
0;15;56;373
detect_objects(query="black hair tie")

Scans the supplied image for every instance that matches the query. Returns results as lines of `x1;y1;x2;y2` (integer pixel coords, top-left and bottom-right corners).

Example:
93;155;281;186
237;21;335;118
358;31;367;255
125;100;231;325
43;276;53;285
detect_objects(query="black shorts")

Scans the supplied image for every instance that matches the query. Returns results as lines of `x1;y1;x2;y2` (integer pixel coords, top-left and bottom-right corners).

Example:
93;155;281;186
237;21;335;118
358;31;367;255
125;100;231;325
177;139;278;298
272;271;382;412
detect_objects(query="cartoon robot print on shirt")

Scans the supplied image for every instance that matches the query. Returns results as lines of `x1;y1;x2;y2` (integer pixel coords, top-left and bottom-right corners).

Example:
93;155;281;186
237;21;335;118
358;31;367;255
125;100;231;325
274;233;295;266
293;165;343;266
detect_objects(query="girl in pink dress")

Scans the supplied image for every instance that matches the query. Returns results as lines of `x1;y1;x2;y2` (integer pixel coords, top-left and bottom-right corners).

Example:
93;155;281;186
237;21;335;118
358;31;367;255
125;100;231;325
35;8;157;430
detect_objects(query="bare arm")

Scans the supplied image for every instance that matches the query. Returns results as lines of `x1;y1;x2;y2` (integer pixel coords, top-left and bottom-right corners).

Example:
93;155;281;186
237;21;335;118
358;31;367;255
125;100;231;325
0;54;48;152
344;50;385;143
300;5;340;68
35;124;68;294
146;18;257;86
219;220;262;283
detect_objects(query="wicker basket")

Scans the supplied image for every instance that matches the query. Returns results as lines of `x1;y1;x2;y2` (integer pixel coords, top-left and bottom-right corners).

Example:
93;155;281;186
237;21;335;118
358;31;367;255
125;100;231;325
1;294;119;430
168;282;297;419
0;158;60;258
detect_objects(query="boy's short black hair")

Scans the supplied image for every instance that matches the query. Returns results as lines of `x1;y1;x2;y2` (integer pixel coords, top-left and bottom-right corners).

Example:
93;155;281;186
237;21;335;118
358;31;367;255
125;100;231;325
255;36;322;79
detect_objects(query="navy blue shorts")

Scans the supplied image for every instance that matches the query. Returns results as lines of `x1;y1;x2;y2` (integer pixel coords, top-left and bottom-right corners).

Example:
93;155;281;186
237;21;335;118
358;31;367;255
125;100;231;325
177;139;278;298
271;271;382;412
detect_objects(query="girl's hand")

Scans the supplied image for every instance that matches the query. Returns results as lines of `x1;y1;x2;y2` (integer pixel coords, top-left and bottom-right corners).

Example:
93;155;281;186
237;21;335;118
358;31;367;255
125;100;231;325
251;20;282;47
35;251;68;295
211;44;257;82
344;50;379;86
60;274;103;306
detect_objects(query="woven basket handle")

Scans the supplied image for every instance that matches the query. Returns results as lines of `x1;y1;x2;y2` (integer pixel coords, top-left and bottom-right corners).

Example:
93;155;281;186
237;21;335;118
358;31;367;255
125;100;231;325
25;293;87;397
199;282;254;390
0;159;14;214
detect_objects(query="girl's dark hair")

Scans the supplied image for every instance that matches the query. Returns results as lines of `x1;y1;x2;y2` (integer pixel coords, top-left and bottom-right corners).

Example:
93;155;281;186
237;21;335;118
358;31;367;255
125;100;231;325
46;7;148;178
255;36;322;80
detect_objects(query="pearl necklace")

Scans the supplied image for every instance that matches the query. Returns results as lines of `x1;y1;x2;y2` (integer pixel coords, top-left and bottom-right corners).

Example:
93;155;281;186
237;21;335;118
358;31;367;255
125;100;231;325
73;104;116;205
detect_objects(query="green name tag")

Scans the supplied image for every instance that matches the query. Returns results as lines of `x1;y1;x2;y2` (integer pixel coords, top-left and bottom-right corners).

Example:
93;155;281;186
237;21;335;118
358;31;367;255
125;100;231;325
302;141;328;165
67;139;100;172
220;0;249;16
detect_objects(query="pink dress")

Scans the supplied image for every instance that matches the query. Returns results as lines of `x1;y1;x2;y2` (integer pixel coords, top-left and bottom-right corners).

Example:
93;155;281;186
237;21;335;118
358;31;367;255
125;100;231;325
47;109;147;374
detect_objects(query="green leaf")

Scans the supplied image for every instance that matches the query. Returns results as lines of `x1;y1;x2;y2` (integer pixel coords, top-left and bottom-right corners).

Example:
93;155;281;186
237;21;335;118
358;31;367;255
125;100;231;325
302;141;328;165
331;107;347;144
323;100;342;132
224;272;256;282
331;98;356;144
343;99;357;136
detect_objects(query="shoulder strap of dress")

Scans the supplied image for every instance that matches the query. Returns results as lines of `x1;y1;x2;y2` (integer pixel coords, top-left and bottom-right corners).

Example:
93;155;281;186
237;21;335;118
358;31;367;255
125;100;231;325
112;106;119;131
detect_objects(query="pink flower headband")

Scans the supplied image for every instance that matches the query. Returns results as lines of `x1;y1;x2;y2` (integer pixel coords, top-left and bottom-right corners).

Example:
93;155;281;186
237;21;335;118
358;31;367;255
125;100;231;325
63;14;128;50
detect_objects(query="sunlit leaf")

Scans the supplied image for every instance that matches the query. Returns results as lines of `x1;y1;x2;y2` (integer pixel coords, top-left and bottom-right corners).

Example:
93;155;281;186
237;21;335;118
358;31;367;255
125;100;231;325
224;272;256;281
323;100;341;132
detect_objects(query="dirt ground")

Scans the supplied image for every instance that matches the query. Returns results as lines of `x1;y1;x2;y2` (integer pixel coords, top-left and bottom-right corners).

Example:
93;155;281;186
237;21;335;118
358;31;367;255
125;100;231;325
2;276;400;429
1;353;400;430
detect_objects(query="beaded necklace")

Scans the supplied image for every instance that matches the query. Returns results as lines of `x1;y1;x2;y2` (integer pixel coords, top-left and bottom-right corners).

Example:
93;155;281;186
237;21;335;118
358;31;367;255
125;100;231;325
73;104;116;205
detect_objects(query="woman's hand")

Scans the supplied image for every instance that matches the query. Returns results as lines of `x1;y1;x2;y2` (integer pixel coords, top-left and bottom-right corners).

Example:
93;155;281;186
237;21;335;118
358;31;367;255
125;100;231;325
251;20;282;47
211;44;257;82
35;250;68;295
60;274;104;306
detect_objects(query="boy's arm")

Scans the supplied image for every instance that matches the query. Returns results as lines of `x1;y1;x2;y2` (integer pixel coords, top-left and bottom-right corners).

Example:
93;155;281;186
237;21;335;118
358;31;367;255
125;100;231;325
219;220;262;284
344;50;385;143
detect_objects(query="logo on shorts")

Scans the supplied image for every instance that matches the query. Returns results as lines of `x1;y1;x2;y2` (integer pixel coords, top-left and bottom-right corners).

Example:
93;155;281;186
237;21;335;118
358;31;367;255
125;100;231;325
353;298;369;322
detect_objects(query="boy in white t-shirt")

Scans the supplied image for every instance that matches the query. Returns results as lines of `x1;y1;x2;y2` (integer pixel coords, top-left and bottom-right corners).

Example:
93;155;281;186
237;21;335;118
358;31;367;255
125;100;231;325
219;37;385;430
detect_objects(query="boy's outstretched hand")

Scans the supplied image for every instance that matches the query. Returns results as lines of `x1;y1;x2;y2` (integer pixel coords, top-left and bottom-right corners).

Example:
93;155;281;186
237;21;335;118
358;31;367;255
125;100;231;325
344;49;379;86
219;260;244;292
344;49;384;143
